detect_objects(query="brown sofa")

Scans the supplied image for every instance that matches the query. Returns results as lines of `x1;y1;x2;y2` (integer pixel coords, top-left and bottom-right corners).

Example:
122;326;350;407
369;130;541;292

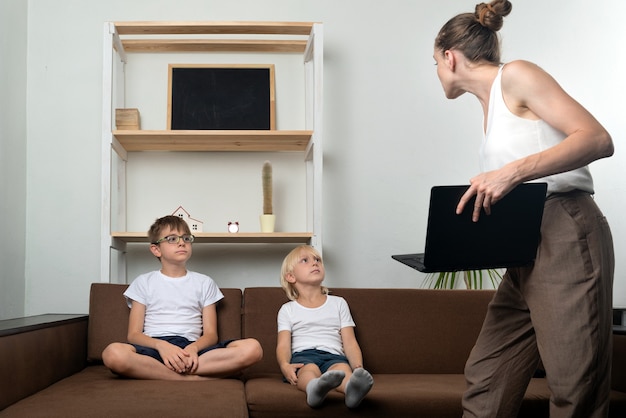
1;283;625;417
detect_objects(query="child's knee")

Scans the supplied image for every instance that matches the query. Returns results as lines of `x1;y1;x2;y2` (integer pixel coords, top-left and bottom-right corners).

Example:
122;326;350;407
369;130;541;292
227;338;263;366
243;338;263;364
102;343;116;363
102;343;129;370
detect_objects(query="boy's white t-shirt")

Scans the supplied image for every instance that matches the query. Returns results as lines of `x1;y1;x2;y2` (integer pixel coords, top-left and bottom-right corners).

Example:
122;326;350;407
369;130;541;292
277;295;356;356
124;270;223;341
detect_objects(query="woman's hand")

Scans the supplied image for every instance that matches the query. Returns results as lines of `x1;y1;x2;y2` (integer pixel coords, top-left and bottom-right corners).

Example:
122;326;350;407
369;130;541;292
457;168;518;222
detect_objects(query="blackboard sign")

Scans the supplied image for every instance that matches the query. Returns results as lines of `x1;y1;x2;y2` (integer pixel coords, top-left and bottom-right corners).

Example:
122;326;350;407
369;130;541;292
167;64;275;130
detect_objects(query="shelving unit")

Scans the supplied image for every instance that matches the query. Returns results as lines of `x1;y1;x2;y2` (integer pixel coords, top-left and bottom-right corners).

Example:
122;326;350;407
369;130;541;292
101;21;323;282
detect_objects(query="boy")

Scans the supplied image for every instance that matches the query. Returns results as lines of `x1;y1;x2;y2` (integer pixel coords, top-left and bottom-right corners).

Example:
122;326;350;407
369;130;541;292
102;215;262;380
276;245;374;408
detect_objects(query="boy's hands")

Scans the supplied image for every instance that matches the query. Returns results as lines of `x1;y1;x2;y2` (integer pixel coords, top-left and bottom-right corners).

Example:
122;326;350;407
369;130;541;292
156;340;195;374
280;362;304;385
181;345;200;374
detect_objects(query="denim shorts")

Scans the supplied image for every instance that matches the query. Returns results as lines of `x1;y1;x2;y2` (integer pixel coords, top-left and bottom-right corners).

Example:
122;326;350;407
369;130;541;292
131;336;234;363
291;349;349;374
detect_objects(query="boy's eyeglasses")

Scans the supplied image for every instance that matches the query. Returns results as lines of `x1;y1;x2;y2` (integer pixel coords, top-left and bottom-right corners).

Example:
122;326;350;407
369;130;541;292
153;234;195;245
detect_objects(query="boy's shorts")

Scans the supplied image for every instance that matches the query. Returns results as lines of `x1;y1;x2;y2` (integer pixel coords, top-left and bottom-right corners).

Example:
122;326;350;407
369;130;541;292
130;336;235;363
291;348;349;374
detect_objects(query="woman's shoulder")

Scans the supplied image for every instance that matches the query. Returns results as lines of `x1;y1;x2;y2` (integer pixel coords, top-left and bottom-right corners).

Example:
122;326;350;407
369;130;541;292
501;60;549;81
502;60;556;85
504;59;533;67
501;60;561;108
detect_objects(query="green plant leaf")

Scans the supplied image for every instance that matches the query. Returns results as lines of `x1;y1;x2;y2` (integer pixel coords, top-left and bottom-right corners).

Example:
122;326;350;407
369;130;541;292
423;269;503;289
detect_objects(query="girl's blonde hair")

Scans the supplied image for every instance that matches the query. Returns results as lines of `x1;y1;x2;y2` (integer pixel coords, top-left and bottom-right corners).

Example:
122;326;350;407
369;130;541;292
280;245;329;300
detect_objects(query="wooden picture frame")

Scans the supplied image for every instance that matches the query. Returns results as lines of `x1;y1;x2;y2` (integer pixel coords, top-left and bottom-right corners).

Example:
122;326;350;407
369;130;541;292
167;64;276;130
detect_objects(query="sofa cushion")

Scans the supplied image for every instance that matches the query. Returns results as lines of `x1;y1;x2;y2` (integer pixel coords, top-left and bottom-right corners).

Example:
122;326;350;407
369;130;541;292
245;373;553;418
0;365;248;418
87;283;242;362
242;287;495;376
245;374;469;418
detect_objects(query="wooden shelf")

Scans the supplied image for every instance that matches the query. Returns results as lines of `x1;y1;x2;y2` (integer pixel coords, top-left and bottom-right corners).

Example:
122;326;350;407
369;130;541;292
113;130;312;152
112;231;313;244
121;39;307;53
114;21;314;53
114;21;315;36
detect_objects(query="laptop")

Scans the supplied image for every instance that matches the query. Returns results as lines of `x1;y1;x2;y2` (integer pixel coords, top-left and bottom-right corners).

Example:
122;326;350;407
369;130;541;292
392;183;548;273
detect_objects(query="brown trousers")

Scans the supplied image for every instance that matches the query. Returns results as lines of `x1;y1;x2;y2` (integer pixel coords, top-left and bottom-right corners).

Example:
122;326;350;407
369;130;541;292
462;191;615;418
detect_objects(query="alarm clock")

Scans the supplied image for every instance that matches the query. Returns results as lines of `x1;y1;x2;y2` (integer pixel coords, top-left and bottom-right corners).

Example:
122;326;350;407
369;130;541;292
227;221;239;233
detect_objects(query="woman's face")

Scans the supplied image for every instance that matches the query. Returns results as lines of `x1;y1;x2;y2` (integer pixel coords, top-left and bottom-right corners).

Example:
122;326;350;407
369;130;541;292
433;48;464;100
433;48;452;96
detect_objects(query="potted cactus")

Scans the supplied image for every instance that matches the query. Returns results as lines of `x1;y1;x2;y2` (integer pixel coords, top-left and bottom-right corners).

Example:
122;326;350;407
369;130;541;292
260;160;275;232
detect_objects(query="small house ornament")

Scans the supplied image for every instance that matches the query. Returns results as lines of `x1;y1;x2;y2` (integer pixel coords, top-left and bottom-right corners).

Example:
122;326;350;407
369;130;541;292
171;206;204;233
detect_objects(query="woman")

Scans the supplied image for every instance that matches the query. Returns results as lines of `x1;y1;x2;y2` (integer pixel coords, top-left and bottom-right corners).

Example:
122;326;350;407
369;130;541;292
433;1;615;417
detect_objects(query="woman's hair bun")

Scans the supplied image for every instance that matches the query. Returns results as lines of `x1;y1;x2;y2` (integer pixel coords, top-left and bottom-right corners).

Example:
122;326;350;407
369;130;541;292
475;0;512;31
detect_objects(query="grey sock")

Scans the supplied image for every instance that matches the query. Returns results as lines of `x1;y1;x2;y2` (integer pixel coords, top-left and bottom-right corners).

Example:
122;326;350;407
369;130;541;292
305;370;345;407
345;368;374;408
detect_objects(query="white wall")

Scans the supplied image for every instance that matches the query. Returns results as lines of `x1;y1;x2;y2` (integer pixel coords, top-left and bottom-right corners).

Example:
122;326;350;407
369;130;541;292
0;0;27;319
6;0;625;317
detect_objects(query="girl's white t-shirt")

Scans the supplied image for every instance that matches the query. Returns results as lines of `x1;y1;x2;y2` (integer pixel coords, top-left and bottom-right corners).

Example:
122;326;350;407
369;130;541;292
124;270;223;341
277;295;355;356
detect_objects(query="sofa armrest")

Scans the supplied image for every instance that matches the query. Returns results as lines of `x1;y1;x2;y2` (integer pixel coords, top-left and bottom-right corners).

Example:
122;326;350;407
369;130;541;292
613;327;626;393
0;314;88;411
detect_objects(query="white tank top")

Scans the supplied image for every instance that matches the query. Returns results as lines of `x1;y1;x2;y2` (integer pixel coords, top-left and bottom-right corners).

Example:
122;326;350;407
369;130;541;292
480;65;594;195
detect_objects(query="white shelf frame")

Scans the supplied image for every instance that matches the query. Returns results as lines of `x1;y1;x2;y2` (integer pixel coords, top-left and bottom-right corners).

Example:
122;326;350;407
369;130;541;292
100;21;323;283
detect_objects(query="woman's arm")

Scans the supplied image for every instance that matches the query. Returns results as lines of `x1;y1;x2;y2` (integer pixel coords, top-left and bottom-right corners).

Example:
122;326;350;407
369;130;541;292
460;60;613;220
504;60;613;182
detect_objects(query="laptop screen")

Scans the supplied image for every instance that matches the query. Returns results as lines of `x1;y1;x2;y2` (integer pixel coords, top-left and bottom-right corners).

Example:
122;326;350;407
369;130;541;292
422;183;547;271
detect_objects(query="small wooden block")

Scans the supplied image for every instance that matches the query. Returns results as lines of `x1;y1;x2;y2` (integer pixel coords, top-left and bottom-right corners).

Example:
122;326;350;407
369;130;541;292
115;108;140;130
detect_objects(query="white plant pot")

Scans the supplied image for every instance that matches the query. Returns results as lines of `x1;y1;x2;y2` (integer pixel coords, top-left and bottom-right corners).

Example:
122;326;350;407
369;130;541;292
259;214;276;233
